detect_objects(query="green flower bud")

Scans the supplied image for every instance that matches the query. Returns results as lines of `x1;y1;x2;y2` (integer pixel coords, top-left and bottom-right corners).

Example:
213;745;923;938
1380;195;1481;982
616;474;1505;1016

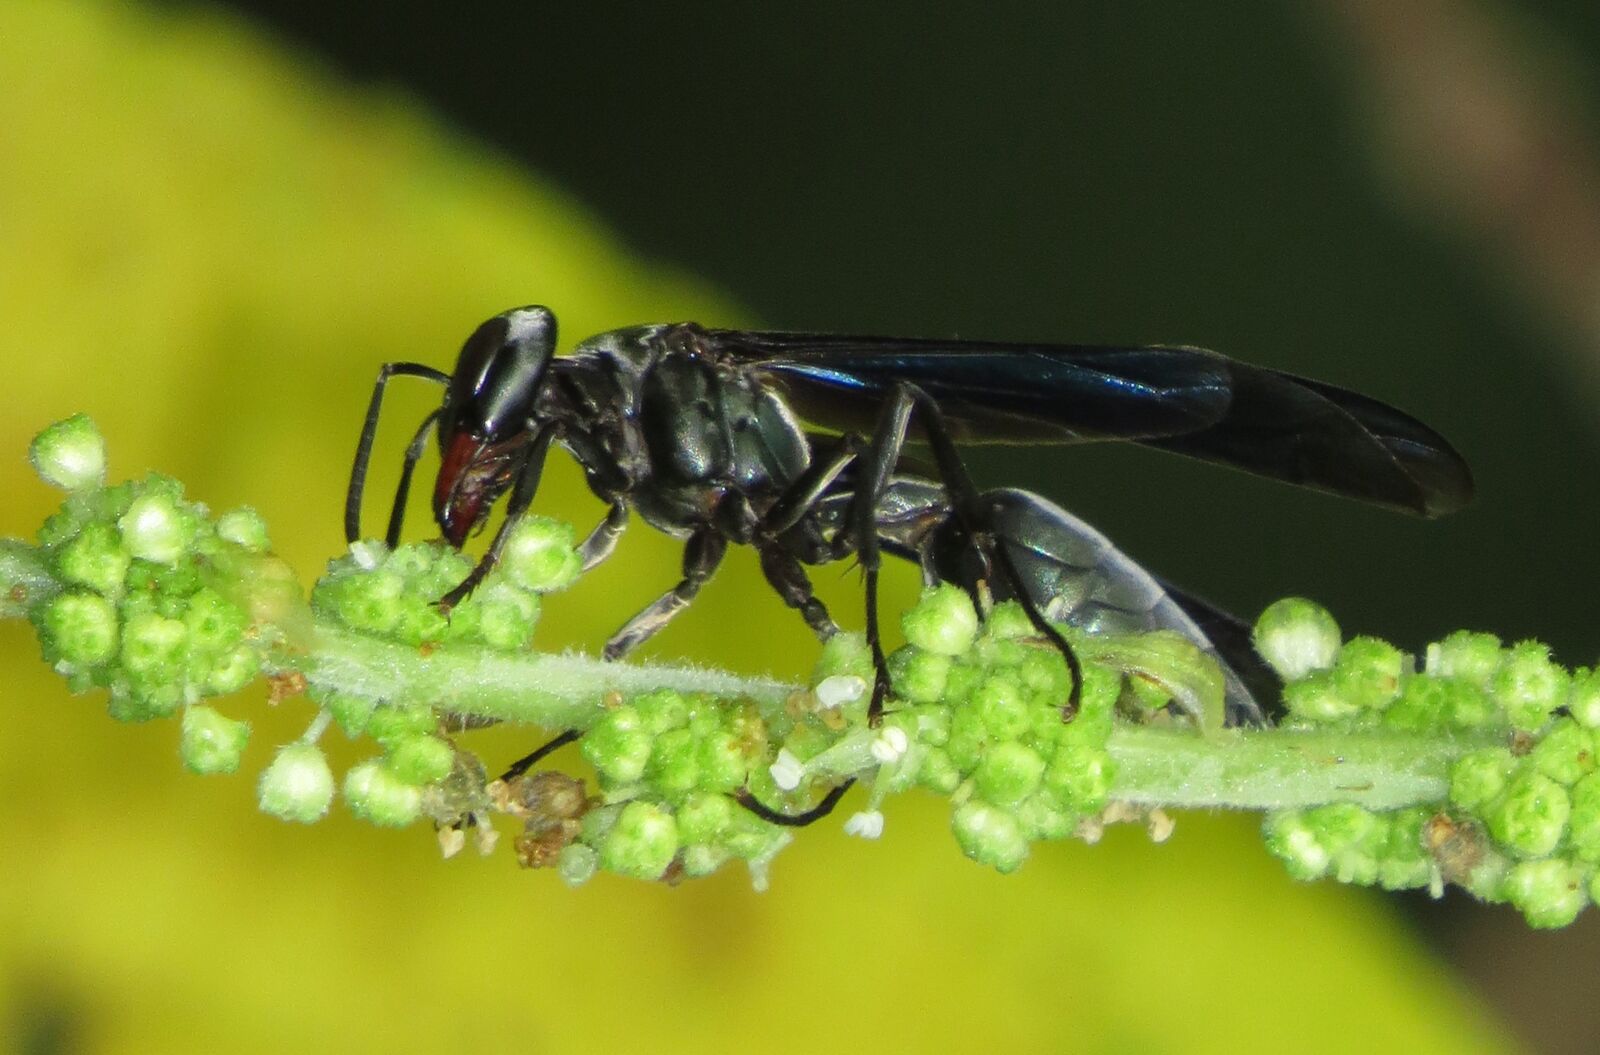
1494;641;1569;733
55;522;131;596
975;636;1030;670
982;602;1036;641
1333;637;1405;712
179;705;250;775
1567;774;1600;864
342;759;423;827
1042;743;1114;815
1486;772;1570;859
719;809;790;861
498;516;581;592
365;704;437;749
974;741;1046;806
645;728;700;799
182;588;246;656
387;735;455;786
258;744;336;823
1384;676;1493;732
1263;811;1331;880
1449;748;1516;813
1305;803;1383;886
30;414;106;490
887;647;950;704
579;803;622;848
696;730;751;794
320;691;378;738
1570;668;1600;730
969;673;1030;741
952;801;1029;874
118;493;193;565
205;645;260;696
681;844;731;878
599;801;679;880
941;659;983;708
917;746;962;794
1376;808;1433;891
1282;671;1360;724
557;844;599;887
812;631;872;685
40;591;119;666
120;611;187;683
470;582;540;651
633;689;691;734
1018;647;1072;705
675;792;736;846
902;583;979;657
215;507;270;552
582;706;654;786
1253;598;1340;681
1013;793;1077;841
1503;859;1589;929
1441;681;1499;730
1530;719;1596;786
1425;631;1502;685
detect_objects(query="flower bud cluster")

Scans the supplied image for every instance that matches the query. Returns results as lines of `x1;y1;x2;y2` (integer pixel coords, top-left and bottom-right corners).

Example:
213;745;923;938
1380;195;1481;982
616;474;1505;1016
510;585;1182;887
1258;598;1600;927
312;515;580;652
1257;599;1570;734
516;690;790;886
25;418;268;773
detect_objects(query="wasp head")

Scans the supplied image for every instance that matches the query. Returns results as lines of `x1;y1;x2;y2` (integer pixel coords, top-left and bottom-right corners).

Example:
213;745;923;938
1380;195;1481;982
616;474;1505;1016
434;306;557;546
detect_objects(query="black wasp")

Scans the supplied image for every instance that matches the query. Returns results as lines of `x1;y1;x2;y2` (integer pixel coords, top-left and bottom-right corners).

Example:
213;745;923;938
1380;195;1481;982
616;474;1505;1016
346;306;1472;815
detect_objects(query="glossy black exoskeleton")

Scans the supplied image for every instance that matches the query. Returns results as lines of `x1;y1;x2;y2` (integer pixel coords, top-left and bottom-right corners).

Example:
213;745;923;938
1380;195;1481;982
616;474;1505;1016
808;476;1284;728
347;305;1471;816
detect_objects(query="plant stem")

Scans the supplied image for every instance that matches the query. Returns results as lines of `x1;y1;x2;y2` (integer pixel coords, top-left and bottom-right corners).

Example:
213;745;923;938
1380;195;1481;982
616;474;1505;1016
1105;725;1492;811
5;534;1490;815
287;621;1488;814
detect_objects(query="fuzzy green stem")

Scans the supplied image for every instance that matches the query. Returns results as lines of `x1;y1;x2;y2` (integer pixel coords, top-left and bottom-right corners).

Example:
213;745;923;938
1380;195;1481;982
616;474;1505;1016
285;618;1487;814
1105;725;1497;811
0;533;1495;814
284;624;797;727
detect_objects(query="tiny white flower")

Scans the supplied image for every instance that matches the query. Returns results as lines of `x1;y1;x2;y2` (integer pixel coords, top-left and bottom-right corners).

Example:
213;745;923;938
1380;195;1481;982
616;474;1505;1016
350;540;385;571
769;748;804;791
870;725;909;765
1147;808;1175;844
437;826;467;859
843;810;885;840
814;674;865;709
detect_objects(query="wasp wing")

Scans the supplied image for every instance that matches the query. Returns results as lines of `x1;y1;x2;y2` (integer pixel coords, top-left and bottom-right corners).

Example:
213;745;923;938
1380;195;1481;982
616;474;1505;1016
1144;361;1474;517
704;330;1472;516
708;330;1235;443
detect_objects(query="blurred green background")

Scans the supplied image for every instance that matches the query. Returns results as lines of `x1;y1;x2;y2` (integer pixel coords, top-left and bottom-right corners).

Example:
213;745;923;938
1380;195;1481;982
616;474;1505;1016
5;0;1600;1051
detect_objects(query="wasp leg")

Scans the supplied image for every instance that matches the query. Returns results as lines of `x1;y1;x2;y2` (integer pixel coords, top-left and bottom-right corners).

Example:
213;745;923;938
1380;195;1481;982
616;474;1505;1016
438;425;557;610
602;530;727;661
385;408;442;548
499;728;581;783
735;778;857;827
346;361;450;544
750;435;865;640
854;382;1083;724
577;500;629;572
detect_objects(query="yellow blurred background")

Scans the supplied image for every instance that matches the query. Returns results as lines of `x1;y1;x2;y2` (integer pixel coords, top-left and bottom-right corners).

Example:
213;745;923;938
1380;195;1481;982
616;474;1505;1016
0;2;1525;1052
